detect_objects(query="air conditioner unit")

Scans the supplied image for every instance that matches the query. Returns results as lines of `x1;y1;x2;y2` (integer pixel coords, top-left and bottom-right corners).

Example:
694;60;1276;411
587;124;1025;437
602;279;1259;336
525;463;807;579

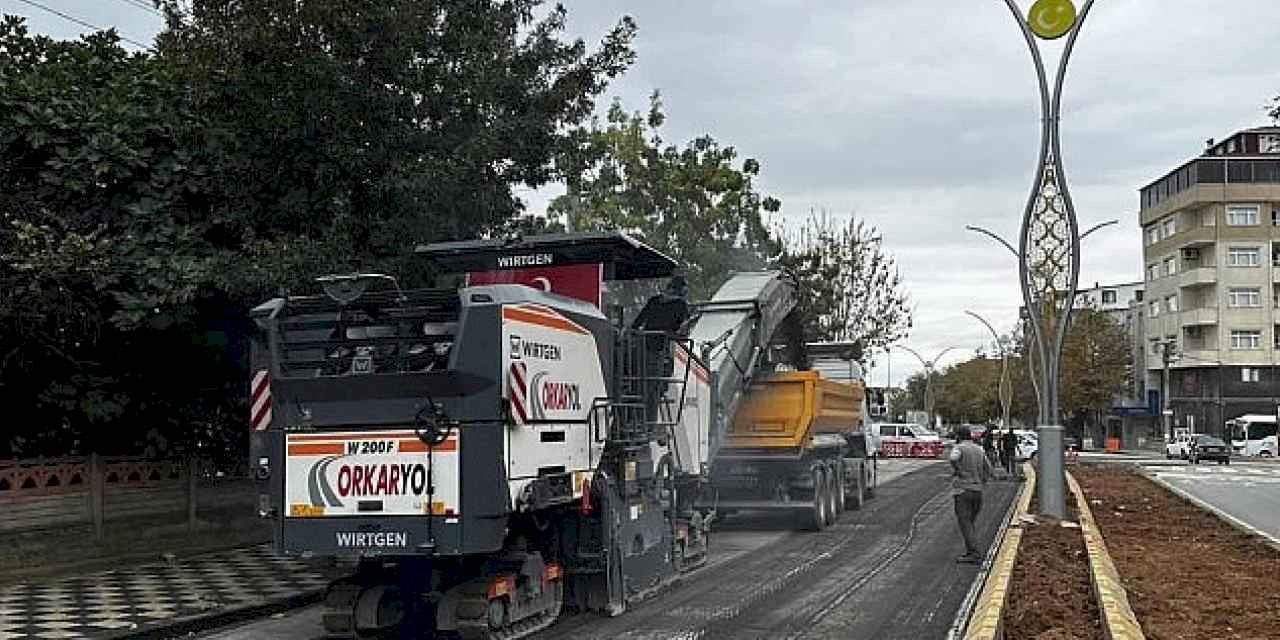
1181;248;1200;260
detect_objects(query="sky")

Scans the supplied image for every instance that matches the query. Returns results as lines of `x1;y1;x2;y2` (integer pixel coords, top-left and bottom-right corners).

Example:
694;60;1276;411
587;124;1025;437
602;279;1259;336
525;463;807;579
5;0;1280;387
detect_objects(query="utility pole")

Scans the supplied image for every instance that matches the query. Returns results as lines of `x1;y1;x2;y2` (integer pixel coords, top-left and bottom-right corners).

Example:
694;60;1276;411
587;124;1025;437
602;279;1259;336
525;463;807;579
1160;339;1177;439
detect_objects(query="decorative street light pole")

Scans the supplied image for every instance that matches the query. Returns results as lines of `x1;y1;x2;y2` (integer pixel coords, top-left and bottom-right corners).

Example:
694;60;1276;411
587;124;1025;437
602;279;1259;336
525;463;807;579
999;0;1097;519
966;310;1012;429
963;218;1116;429
897;345;957;431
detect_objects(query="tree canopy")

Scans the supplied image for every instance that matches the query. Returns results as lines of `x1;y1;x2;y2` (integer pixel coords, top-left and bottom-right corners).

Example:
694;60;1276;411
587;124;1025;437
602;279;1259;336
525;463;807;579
0;2;637;458
549;92;780;300
776;211;912;352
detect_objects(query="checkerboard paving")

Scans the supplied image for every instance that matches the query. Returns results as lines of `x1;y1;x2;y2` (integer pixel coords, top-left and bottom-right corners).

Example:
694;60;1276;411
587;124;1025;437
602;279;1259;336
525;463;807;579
0;545;328;639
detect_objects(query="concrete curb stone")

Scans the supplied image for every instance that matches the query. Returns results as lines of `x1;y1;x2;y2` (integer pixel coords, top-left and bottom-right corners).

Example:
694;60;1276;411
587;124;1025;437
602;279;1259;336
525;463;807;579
1066;472;1146;640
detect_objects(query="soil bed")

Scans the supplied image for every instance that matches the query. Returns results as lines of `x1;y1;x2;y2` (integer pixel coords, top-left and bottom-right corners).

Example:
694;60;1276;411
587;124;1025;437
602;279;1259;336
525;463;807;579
1074;464;1280;640
1004;487;1104;640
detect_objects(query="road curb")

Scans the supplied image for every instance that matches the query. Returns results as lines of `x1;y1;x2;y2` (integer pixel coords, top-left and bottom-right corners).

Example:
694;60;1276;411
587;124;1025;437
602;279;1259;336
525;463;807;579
956;464;1035;640
1141;470;1280;554
1066;472;1145;640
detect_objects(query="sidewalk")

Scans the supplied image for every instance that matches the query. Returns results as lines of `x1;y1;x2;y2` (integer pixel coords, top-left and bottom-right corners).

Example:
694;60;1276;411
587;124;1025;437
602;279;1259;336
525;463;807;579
0;545;327;639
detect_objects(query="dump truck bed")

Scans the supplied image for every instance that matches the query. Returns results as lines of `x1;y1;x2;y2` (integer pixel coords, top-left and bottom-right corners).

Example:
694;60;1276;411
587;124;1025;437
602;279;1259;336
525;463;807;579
724;370;865;452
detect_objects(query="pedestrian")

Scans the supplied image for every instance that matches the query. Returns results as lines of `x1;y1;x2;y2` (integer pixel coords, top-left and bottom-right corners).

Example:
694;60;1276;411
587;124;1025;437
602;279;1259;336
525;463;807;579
981;427;996;466
1001;428;1018;474
949;425;995;564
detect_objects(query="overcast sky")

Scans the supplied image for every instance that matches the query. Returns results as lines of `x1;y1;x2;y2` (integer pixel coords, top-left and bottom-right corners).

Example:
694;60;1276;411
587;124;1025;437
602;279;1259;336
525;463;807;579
6;0;1280;386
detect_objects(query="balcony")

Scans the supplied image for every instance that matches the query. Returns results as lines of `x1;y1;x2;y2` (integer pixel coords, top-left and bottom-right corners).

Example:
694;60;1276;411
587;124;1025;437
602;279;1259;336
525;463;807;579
1181;307;1218;327
1176;226;1216;249
1178;267;1216;288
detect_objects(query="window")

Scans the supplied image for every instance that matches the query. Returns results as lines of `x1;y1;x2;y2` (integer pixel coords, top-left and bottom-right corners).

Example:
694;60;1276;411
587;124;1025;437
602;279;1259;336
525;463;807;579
1165;296;1178;313
1149;301;1159;318
1147;264;1159;281
1163;257;1177;276
1228;247;1261;267
1262;134;1280;153
1242;368;1261;383
1230;330;1262;350
1227;205;1260;226
1146;226;1159;245
1135;290;1145;302
879;425;898;437
1273;209;1280;226
1228;288;1262;308
1228;139;1238;153
1102;289;1118;305
1162;218;1176;238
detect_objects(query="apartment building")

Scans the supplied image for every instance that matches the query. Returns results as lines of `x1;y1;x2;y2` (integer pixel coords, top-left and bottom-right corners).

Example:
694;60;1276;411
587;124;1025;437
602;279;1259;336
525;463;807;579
1140;126;1280;436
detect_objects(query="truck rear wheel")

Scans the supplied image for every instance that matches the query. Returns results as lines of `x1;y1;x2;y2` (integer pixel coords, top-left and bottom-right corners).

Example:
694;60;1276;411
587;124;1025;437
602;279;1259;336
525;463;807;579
832;461;846;515
823;468;839;526
806;468;828;531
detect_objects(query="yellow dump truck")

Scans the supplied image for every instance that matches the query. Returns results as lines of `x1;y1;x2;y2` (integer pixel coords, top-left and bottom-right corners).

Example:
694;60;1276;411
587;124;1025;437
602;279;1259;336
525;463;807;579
710;369;876;530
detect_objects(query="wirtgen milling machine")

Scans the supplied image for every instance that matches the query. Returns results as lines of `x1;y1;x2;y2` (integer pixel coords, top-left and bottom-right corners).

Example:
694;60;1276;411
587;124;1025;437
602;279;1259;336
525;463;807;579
248;232;874;638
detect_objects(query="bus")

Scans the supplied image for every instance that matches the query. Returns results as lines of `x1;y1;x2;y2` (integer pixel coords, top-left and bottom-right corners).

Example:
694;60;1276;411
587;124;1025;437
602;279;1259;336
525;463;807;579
1226;414;1279;458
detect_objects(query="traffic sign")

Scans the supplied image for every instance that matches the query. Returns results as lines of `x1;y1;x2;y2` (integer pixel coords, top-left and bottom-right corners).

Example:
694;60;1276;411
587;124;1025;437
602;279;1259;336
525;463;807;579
1027;0;1077;40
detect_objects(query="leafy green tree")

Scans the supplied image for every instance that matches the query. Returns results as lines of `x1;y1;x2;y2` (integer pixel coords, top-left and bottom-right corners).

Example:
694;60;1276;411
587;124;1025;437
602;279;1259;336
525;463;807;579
776;211;912;353
0;1;637;457
156;0;637;295
1059;307;1131;428
549;92;780;299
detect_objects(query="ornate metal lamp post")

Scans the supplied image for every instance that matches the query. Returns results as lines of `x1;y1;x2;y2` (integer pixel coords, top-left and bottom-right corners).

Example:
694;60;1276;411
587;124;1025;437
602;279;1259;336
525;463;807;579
1000;0;1097;519
897;345;957;431
966;311;1012;429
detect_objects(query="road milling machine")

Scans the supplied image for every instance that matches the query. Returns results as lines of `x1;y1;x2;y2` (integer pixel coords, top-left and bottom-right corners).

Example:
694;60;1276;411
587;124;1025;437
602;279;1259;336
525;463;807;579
248;232;876;639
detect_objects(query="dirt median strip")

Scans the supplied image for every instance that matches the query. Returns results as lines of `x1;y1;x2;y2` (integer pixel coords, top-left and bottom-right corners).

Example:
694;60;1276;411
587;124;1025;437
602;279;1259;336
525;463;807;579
1067;472;1145;640
1074;464;1280;640
959;465;1035;640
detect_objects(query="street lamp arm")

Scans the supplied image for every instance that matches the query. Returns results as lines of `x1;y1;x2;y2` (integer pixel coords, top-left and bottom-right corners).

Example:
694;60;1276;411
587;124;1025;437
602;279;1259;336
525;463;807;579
964;225;1020;259
895;344;930;369
965;310;1002;348
1080;219;1119;241
932;346;959;366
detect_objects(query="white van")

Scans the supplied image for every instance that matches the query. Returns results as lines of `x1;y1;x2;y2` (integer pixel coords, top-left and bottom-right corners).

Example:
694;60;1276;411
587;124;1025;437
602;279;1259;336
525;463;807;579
875;423;943;458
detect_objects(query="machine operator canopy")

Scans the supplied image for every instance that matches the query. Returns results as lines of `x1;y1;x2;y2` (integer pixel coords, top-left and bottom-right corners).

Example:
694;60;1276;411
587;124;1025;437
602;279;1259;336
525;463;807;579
416;232;679;282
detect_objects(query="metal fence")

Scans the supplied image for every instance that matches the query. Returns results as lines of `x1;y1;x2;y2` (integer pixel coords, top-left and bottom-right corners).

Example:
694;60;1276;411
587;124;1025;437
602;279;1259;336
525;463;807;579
0;455;254;538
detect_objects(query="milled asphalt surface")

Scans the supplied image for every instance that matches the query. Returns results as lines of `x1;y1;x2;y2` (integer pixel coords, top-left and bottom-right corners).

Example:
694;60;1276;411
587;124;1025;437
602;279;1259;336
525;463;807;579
191;458;1017;639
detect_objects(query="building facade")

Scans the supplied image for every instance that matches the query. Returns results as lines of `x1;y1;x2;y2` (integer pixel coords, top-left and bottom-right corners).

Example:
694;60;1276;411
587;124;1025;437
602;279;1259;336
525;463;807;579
1140;126;1280;437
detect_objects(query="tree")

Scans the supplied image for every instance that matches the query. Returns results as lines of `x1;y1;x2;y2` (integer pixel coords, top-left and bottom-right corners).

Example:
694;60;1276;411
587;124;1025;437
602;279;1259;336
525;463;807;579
933;356;1003;424
776;211;912;353
0;18;233;457
0;1;637;457
890;371;929;420
155;0;638;295
549;92;780;299
1058;308;1131;429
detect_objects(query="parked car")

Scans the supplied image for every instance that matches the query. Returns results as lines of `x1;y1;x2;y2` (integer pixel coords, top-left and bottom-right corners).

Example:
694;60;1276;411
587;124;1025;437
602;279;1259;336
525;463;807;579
1189;435;1231;465
1013;430;1039;460
1165;432;1204;459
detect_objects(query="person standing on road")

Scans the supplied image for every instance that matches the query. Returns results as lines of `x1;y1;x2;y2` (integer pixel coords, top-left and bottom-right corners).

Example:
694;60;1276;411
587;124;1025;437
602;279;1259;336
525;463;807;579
1001;428;1018;474
981;427;996;466
950;425;995;564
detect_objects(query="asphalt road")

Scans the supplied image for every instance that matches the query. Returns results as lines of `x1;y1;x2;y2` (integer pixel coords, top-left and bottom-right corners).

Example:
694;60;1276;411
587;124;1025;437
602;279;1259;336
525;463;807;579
1140;459;1280;542
191;458;1016;640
